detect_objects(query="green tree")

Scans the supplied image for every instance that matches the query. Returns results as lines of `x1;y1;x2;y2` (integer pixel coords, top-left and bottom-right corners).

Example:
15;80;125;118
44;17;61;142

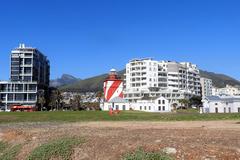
38;96;46;111
72;95;82;111
96;91;103;104
178;99;190;109
49;89;63;111
0;99;2;110
37;90;46;111
189;96;202;108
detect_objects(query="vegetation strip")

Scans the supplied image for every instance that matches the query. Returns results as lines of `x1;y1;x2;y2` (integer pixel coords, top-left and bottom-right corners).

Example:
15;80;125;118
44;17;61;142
0;111;239;124
122;148;173;160
0;143;22;160
27;137;83;160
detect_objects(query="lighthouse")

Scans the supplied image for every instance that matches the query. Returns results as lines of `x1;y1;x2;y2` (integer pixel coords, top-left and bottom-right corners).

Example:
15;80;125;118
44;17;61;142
103;69;123;102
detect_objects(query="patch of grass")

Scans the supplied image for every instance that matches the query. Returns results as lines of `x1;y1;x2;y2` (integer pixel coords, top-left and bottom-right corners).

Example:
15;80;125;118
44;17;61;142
176;108;199;113
0;141;8;152
27;137;83;160
122;149;173;160
0;111;239;124
0;144;22;160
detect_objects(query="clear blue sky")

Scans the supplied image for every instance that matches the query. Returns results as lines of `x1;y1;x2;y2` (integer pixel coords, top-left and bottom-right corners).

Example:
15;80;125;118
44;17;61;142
0;0;240;80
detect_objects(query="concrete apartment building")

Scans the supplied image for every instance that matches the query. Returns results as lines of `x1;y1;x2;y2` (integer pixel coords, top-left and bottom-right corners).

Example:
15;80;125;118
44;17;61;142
200;77;213;97
0;44;50;110
212;85;240;96
124;58;201;107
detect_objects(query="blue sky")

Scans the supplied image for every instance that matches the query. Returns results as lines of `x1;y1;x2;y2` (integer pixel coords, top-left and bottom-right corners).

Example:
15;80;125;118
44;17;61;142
0;0;240;80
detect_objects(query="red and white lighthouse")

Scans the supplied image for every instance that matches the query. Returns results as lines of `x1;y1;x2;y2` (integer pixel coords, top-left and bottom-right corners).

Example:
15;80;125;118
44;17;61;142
103;69;123;102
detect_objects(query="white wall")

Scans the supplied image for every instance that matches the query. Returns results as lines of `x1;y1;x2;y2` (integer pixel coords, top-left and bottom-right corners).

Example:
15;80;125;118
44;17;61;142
203;100;240;113
102;102;130;111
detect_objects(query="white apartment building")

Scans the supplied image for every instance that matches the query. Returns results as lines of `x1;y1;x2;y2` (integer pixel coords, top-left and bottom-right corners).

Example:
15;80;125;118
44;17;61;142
200;78;213;97
202;95;240;113
124;58;201;108
212;85;240;96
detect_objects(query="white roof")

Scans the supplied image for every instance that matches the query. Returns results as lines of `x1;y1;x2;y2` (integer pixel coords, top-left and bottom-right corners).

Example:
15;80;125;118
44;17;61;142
110;69;116;72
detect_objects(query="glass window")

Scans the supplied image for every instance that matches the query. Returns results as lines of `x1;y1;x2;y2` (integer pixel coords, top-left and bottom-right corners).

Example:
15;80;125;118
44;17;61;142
25;58;32;65
122;105;126;111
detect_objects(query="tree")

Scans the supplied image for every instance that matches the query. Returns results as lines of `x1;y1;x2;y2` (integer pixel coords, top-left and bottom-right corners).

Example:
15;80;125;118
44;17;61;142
55;90;63;111
38;96;46;111
178;99;190;109
189;96;202;108
72;95;82;111
0;99;2;109
37;90;46;111
96;91;103;104
49;89;63;111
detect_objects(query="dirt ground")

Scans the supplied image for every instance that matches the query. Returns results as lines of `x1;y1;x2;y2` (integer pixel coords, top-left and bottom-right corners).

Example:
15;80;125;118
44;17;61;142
0;121;240;160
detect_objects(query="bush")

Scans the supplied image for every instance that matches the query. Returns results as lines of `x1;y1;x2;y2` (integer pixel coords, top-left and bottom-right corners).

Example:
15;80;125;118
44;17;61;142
122;148;173;160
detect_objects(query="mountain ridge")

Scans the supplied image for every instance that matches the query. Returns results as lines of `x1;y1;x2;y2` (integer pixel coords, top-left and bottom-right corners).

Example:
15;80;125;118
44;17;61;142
54;69;240;92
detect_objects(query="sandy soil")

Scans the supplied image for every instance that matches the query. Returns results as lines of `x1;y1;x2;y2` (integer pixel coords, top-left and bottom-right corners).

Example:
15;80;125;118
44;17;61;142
0;121;240;160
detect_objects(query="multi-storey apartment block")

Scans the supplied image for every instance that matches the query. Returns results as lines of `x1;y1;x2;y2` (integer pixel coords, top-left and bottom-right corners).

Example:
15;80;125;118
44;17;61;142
212;85;240;96
10;44;50;87
200;77;213;97
124;58;201;106
0;44;50;110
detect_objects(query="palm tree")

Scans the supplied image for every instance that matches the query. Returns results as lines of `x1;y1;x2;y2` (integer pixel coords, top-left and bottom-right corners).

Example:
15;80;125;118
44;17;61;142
55;90;63;111
49;89;63;111
38;96;46;111
38;89;45;111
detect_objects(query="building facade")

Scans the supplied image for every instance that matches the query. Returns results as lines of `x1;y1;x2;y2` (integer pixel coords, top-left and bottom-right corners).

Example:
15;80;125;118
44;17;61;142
124;58;201;107
202;95;240;113
200;78;213;97
10;43;50;87
0;44;50;110
134;96;170;112
212;85;240;96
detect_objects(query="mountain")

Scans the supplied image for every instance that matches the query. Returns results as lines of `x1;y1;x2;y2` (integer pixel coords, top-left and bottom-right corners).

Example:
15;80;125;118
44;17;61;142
50;74;80;87
59;70;125;92
200;70;240;88
59;69;240;92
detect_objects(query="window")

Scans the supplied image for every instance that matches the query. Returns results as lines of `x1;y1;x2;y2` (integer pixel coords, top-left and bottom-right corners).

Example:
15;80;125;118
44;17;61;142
215;107;218;113
158;100;161;104
162;106;165;111
24;58;32;65
144;106;146;110
116;105;119;110
122;105;126;111
215;103;218;105
228;107;231;113
140;106;142;110
24;76;31;81
162;100;165;104
224;108;226;113
24;67;32;74
158;106;161;111
238;108;240;113
149;106;151;110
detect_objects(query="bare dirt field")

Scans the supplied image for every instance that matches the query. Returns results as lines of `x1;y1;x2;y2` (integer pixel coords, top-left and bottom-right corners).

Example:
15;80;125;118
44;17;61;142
0;121;240;160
